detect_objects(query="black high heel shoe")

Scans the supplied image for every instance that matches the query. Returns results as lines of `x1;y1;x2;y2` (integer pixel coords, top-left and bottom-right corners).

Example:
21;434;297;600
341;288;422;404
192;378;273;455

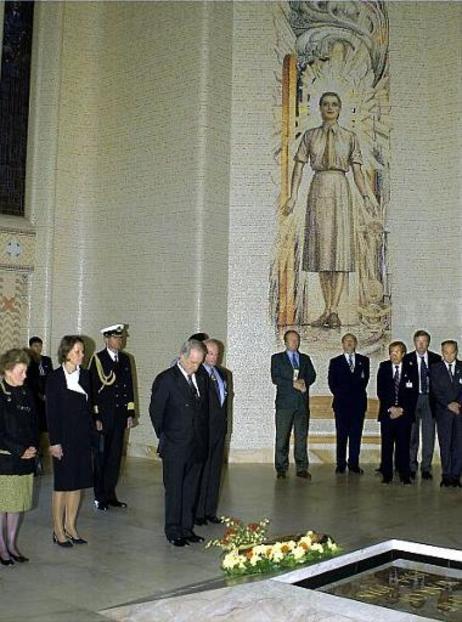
0;555;14;566
8;551;29;563
64;531;87;545
52;532;73;548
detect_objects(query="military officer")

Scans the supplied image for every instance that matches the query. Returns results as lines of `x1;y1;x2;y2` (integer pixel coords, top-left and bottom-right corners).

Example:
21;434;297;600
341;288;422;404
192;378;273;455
89;324;135;510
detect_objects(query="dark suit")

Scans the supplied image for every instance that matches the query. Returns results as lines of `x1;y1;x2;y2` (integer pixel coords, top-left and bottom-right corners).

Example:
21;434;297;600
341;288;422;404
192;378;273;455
377;360;417;482
149;364;209;540
328;353;370;470
403;350;441;474
27;355;53;432
430;360;462;483
89;349;135;504
271;350;316;473
195;365;227;520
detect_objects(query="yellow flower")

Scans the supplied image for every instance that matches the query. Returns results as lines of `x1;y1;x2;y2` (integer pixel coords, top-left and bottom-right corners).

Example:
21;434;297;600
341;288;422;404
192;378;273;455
311;543;324;553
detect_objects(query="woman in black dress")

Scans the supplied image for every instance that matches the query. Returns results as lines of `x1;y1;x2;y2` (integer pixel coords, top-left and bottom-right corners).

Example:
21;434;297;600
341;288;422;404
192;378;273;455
46;336;93;547
0;349;38;565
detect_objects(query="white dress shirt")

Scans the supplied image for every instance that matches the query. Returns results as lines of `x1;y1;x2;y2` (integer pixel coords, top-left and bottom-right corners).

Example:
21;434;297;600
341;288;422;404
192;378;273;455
106;348;119;362
62;365;87;398
344;352;355;369
391;362;403;379
177;363;200;396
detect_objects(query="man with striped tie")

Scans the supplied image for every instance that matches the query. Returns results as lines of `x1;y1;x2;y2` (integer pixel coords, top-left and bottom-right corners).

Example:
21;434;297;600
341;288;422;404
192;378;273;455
377;341;417;485
328;334;370;475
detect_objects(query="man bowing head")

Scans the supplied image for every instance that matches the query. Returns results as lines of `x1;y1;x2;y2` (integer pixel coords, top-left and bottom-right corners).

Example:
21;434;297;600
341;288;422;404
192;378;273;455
150;339;209;546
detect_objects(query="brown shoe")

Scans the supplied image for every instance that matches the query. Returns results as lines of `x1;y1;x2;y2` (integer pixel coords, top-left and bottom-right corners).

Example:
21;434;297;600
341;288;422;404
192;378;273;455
296;470;311;480
310;311;329;327
327;312;341;329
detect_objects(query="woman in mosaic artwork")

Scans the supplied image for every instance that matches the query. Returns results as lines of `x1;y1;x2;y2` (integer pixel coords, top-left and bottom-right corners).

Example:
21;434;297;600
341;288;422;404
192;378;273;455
0;348;38;565
46;336;93;547
284;92;375;329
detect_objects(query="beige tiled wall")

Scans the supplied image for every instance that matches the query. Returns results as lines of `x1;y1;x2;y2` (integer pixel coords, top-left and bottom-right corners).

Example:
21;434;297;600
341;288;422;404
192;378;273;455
23;1;462;463
27;1;233;458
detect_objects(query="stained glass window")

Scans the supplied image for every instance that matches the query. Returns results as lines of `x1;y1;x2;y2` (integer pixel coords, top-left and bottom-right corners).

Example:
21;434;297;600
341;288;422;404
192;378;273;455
0;1;34;217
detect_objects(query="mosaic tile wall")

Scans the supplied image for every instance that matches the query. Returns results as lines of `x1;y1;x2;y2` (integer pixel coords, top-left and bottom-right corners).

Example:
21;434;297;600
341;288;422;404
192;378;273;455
27;1;233;459
21;1;462;463
225;0;462;462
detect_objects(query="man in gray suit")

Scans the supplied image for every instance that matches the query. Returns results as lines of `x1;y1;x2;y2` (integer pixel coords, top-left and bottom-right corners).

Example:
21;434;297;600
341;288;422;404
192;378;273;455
430;340;462;488
271;330;316;480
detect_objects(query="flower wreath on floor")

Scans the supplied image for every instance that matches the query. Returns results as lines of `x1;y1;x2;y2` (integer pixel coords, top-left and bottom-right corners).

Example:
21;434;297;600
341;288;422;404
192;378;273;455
205;517;340;576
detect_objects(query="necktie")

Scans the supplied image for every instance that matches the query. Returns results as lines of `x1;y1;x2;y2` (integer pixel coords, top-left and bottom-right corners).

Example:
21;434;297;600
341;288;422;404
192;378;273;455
322;127;335;170
448;363;454;381
393;365;400;405
187;374;199;398
420;356;428;393
292;352;299;369
209;367;221;401
348;354;354;372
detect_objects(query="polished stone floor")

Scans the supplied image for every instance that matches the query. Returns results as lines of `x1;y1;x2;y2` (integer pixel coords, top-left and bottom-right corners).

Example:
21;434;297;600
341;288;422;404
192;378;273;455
1;459;461;621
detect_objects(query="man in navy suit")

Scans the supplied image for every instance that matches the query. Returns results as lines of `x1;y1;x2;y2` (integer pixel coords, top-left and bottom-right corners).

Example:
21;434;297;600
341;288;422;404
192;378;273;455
430;340;462;488
150;339;209;546
27;336;53;475
328;333;370;474
27;336;53;427
403;330;441;480
195;339;228;525
89;324;135;510
271;330;316;480
377;341;417;485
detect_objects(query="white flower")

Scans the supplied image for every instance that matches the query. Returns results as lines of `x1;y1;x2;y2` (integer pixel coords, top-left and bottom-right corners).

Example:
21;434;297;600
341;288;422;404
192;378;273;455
252;544;270;556
249;552;262;566
327;540;338;552
222;550;246;571
311;543;324;553
270;542;285;562
292;546;306;561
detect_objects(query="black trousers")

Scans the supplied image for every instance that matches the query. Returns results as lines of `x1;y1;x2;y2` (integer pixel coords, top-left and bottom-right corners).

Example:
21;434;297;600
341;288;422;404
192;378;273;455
380;416;412;481
334;409;365;470
94;417;126;503
162;456;202;539
195;431;226;520
436;411;462;480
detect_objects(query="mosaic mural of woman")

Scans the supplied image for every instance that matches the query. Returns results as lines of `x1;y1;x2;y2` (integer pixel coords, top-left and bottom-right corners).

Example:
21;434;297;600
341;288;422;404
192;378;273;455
283;92;374;329
271;1;390;347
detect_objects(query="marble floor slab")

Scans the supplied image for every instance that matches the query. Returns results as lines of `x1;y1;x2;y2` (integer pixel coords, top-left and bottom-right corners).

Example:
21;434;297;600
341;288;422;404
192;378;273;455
101;578;436;622
1;460;461;620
